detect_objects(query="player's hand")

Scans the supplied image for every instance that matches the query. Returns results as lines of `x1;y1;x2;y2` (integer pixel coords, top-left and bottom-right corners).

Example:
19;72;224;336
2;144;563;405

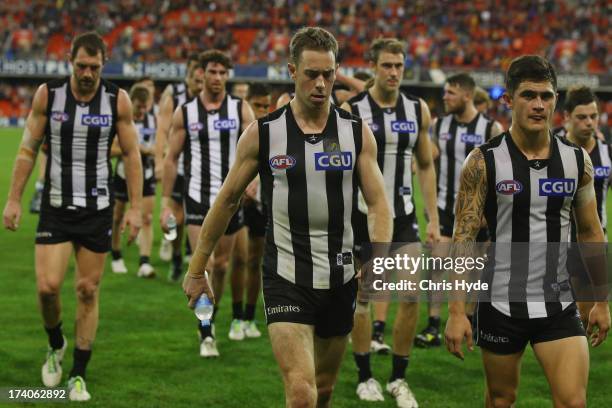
160;206;174;233
183;270;215;308
425;221;441;247
123;206;142;245
3;199;21;231
587;302;610;347
444;313;473;360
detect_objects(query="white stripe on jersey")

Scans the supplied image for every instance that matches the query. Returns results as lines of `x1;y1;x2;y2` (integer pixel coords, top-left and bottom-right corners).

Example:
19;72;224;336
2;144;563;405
97;85;113;209
49;83;67;207
186;101;202;202
71;103;89;207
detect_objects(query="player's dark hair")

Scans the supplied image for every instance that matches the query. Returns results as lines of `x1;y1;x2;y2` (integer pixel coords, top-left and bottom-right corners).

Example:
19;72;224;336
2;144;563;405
447;73;476;92
564;85;598;113
247;83;270;99
367;38;406;63
505;55;557;95
129;86;149;104
353;71;373;82
71;32;107;62
473;86;490;106
289;27;338;66
199;49;232;70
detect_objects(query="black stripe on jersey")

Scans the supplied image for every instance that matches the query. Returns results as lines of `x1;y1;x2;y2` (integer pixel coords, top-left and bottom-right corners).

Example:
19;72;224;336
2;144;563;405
42;84;55;208
506;135;530;318
285;109;313;287
412;99;422;151
591;142;605;221
85;87;102;209
258;111;278;279
543;140;564;315
443;119;459;214
393;96;411;216
108;85;119;203
196;99;211;206
182;104;192;183
236;99;243;141
484;119;494;142
323;113;345;287
366;93;386;172
481;138;501;300
219;98;231;180
61;86;78;206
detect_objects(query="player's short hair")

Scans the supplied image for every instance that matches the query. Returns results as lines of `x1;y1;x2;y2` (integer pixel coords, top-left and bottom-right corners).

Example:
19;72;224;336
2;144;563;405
247;83;270;99
134;75;154;85
505;55;557;95
353;71;373;82
199;49;232;70
129;86;149;104
187;53;200;68
564;86;598;113
447;73;476;92
289;27;338;66
473;86;491;106
71;32;107;62
367;38;406;63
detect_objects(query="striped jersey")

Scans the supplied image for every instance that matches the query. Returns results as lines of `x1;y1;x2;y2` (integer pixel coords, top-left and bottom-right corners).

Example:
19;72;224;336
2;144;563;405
182;93;243;211
43;77;119;211
116;112;156;180
348;90;422;218
172;82;193;177
481;132;585;318
259;104;362;289
436;113;496;214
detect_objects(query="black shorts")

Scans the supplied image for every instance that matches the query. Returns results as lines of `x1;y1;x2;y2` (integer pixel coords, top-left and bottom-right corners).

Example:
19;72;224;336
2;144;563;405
171;174;185;203
113;174;156;202
353;210;419;259
262;274;358;338
184;195;244;235
439;207;489;241
473;301;585;355
36;205;113;253
243;201;266;238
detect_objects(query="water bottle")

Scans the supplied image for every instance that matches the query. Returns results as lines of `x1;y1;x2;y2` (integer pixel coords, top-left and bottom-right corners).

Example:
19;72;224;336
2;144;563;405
164;213;177;241
194;272;214;326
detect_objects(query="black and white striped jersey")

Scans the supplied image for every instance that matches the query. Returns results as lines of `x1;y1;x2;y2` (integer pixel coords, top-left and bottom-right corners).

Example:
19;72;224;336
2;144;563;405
552;126;568;138
347;90;422;218
481;132;585;319
182;93;243;211
116;112;156;180
43;77;119;211
435;113;496;214
259;104;362;289
172;81;192;177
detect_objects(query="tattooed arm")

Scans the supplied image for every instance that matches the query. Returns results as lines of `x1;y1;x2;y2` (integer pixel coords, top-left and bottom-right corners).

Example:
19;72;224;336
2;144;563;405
444;147;488;359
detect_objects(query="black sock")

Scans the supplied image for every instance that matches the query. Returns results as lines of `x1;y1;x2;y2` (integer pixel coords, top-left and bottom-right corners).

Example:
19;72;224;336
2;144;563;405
172;254;182;268
185;239;192;256
139;256;150;266
111;250;122;261
353;352;372;383
428;316;441;330
232;302;243;320
45;322;64;350
212;306;219;322
390;354;410;382
198;319;213;338
244;304;256;321
69;348;92;379
372;320;386;339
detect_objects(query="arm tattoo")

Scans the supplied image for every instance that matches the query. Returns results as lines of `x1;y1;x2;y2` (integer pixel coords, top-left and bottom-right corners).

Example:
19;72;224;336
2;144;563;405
453;148;487;244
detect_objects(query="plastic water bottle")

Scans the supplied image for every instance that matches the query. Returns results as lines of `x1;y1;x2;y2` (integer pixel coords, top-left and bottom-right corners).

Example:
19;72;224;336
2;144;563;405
194;272;214;326
164;213;177;241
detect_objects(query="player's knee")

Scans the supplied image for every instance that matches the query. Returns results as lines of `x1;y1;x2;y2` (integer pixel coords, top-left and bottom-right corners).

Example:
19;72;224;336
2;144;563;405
76;281;99;303
287;379;316;408
213;256;230;271
355;301;369;315
316;383;334;405
488;390;516;408
556;394;586;408
38;283;61;301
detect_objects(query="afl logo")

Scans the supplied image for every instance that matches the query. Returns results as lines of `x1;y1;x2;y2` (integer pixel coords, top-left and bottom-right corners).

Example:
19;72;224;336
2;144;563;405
496;180;523;195
269;155;296;170
189;122;204;132
51;111;69;122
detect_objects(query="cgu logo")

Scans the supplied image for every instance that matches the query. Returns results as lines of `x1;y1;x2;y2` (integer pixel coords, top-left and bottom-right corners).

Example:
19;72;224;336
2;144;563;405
496;179;523;195
189;122;204;132
213;119;237;130
539;178;575;196
460;133;484;144
594;166;610;179
51;111;69;122
391;120;416;134
368;122;380;132
139;128;155;136
81;114;111;127
314;152;353;171
269;155;296;170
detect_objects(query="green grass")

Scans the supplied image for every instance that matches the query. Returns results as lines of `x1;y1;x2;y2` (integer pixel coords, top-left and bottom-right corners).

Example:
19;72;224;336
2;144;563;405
0;127;610;407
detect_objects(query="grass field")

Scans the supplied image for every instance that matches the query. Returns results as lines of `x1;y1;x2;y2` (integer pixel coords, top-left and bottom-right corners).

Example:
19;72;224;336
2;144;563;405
0;127;610;407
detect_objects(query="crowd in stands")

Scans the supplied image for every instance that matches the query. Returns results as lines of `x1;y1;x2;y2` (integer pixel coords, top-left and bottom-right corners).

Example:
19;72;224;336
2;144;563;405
1;1;608;72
